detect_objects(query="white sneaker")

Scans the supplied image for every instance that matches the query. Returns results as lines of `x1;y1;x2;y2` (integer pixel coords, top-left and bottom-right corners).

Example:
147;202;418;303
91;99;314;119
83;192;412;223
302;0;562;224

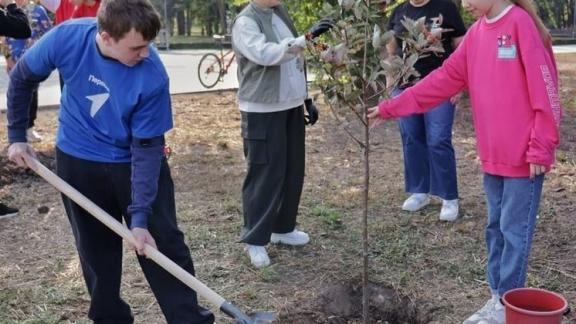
270;229;310;246
463;295;499;324
478;300;505;324
27;128;43;143
402;194;430;212
440;199;459;221
245;245;270;268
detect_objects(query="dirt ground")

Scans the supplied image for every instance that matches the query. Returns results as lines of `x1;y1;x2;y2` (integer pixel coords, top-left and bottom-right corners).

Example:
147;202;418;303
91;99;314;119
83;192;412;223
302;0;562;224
0;54;575;324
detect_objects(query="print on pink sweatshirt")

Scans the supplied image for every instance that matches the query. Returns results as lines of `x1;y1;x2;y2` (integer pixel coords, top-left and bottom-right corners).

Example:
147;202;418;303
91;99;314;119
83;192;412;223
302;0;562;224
378;5;561;178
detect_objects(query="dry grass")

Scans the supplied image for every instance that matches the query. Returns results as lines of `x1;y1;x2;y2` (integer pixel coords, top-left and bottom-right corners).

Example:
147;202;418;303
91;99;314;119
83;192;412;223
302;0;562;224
0;54;575;323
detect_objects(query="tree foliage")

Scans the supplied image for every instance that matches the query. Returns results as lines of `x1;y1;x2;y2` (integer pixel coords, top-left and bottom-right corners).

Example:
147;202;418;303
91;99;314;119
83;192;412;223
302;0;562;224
536;0;575;31
158;0;575;37
303;1;454;320
305;0;445;141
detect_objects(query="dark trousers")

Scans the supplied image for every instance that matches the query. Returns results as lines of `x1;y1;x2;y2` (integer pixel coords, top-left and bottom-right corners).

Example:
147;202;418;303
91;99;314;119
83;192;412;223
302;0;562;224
59;73;64;91
240;106;305;246
56;149;214;324
27;89;38;129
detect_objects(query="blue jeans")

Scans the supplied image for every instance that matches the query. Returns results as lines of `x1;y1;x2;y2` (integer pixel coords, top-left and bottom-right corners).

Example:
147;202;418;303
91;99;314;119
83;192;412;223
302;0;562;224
396;89;458;200
483;173;544;297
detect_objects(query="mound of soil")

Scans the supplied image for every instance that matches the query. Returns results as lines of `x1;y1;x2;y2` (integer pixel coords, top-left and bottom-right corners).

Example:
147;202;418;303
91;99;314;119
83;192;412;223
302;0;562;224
280;280;432;324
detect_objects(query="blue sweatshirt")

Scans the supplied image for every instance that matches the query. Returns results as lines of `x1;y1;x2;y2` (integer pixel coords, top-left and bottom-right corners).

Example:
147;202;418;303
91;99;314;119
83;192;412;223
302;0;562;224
7;19;173;229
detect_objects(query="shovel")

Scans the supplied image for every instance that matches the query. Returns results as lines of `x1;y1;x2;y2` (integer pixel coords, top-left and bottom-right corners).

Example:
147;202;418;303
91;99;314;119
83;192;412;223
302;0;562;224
28;158;275;324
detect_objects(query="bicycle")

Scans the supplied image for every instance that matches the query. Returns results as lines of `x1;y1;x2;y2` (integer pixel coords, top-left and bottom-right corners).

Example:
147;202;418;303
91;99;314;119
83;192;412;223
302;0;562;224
197;34;236;89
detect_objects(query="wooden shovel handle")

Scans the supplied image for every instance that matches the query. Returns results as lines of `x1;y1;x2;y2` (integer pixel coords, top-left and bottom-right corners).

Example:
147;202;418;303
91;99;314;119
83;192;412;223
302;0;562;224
28;158;226;308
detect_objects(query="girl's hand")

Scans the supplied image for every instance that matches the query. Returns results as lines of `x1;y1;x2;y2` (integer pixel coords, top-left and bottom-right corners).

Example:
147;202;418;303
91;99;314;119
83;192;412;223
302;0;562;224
450;92;463;106
368;106;384;129
530;163;546;179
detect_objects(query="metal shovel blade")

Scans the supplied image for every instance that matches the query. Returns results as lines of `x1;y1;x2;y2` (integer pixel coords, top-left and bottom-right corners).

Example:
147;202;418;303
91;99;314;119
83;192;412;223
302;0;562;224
221;302;276;323
234;312;276;324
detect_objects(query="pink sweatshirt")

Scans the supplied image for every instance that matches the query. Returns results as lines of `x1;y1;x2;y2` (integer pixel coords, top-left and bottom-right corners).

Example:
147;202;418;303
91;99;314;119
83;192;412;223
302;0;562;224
378;6;561;178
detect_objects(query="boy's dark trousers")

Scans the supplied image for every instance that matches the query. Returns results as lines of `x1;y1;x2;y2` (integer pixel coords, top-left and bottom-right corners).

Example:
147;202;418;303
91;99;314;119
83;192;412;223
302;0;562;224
240;106;305;246
56;148;214;324
27;89;38;129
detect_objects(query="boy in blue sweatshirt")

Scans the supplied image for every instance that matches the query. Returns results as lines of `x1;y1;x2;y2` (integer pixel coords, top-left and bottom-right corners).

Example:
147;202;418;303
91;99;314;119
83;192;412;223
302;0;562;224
6;0;214;322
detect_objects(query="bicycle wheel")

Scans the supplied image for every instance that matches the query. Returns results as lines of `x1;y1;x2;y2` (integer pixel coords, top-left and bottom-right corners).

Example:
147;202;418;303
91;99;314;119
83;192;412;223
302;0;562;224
198;53;222;89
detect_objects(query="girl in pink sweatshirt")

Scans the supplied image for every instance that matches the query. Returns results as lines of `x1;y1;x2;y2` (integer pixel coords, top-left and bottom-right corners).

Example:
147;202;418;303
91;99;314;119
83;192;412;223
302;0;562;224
369;0;561;323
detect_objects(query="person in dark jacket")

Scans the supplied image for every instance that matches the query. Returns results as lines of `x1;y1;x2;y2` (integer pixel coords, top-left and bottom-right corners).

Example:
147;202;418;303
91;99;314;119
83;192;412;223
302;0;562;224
0;0;30;220
0;0;31;37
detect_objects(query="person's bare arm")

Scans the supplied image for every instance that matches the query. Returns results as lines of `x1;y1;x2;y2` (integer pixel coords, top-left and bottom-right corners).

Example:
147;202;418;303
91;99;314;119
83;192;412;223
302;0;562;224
450;36;465;104
452;36;464;49
385;37;399;58
383;38;400;87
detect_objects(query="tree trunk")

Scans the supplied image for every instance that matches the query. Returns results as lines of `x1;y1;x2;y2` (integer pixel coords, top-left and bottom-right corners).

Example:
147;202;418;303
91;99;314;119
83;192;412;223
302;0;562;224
176;10;185;36
166;0;174;35
217;0;227;34
205;18;214;37
361;2;371;323
362;114;370;324
186;9;192;36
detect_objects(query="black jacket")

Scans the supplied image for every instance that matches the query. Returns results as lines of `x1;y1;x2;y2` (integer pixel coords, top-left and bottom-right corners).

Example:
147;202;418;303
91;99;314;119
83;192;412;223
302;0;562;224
0;3;31;39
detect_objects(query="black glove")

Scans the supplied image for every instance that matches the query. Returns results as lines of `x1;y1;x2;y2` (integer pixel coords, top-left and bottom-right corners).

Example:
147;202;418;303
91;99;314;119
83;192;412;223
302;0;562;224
306;18;335;40
304;98;319;126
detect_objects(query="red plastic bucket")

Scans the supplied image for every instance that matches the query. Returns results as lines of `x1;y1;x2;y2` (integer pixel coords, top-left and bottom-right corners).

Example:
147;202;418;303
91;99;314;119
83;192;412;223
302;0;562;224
502;288;568;324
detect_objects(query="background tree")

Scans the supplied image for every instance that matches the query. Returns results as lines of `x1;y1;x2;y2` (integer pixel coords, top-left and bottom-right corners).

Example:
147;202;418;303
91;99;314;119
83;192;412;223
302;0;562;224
536;0;575;33
158;0;574;37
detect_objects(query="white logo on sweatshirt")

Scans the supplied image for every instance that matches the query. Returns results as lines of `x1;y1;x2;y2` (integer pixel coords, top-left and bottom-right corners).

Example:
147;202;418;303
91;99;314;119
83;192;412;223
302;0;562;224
87;75;110;117
540;65;561;126
88;75;110;92
87;93;110;117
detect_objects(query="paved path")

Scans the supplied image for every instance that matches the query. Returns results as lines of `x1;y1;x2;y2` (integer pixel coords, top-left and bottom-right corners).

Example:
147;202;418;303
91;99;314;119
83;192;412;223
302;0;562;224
0;49;239;111
553;44;576;54
2;45;576;111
